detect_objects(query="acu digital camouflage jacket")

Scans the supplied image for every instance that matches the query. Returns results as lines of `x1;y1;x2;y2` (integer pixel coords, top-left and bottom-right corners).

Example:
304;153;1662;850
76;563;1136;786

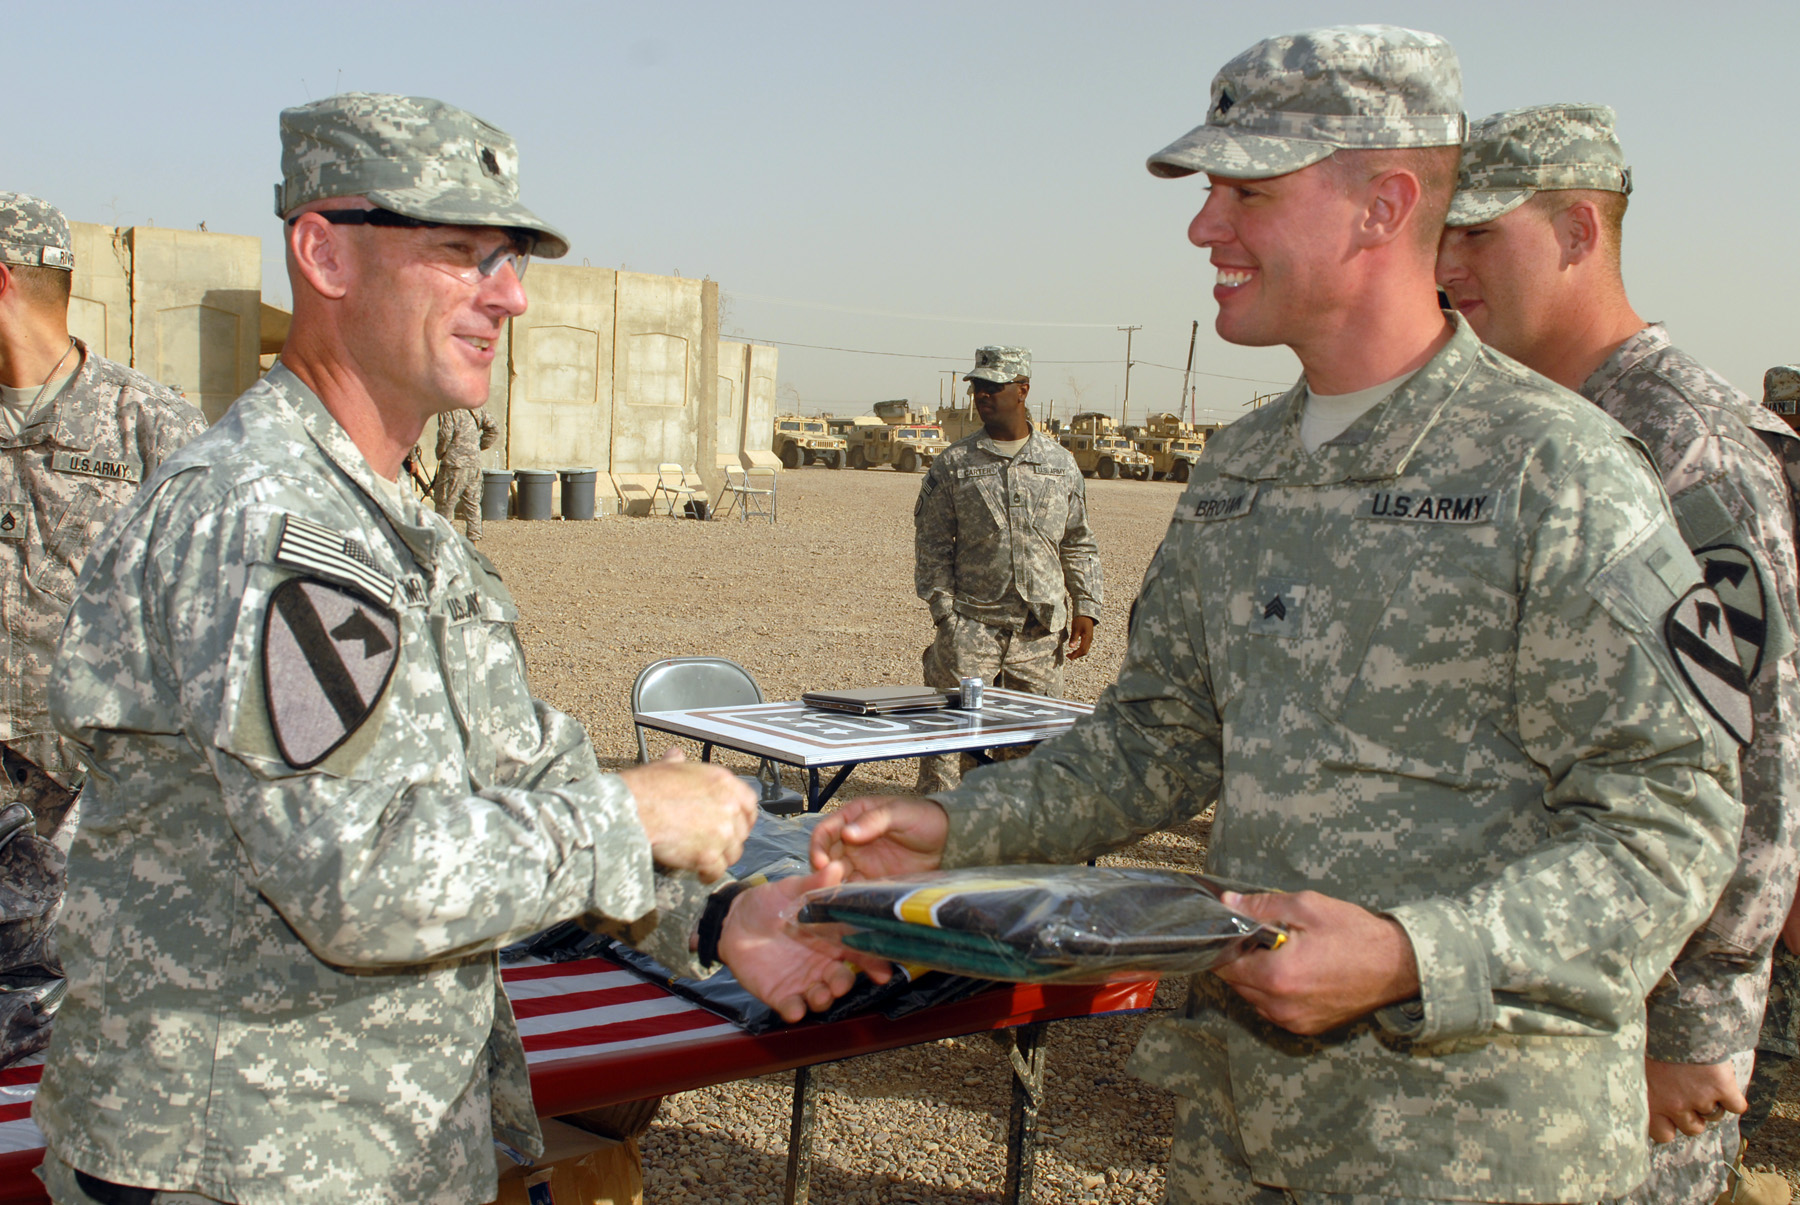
38;366;710;1205
934;319;1742;1201
914;426;1102;634
0;341;203;784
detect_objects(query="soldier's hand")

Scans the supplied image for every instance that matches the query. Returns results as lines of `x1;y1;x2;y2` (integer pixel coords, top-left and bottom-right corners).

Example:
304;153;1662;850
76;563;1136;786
1211;890;1420;1035
810;796;948;881
719;865;893;1022
1067;616;1096;659
620;750;757;882
1645;1057;1746;1143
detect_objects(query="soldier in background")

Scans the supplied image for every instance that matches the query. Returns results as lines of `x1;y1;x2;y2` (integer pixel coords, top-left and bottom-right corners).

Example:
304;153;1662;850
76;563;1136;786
0;193;205;1067
816;27;1743;1202
1437;106;1800;1205
34;94;868;1205
913;345;1102;793
435;402;498;539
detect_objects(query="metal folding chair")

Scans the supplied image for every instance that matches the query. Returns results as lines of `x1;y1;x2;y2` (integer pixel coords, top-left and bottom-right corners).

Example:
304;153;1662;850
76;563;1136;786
631;657;804;814
650;463;698;517
713;466;776;523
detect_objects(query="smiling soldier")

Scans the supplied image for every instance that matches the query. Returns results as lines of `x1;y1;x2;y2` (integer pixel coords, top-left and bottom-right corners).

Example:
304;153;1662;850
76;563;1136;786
814;26;1744;1203
1438;104;1800;1205
33;93;866;1205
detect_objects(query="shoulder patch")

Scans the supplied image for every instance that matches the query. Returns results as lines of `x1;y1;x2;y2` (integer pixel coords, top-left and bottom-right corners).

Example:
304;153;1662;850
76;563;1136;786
263;577;400;769
1666;584;1753;746
1177;483;1257;523
274;513;396;606
1693;544;1769;683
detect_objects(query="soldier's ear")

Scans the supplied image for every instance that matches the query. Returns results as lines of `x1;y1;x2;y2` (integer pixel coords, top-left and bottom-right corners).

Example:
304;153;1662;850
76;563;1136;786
1017;379;1031;401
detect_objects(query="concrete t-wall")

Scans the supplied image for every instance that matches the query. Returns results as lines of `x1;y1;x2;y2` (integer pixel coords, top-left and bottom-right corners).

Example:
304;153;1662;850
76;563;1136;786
743;343;781;470
128;227;262;423
716;340;748;465
68;222;132;362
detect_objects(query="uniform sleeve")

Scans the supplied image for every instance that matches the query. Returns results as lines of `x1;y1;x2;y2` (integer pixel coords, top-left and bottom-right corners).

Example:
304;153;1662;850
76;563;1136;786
936;535;1221;865
436;414;454;460
1381;441;1743;1044
1060;471;1104;620
477;409;500;451
1647;456;1800;1063
915;462;957;624
60;479;666;970
142;398;208;469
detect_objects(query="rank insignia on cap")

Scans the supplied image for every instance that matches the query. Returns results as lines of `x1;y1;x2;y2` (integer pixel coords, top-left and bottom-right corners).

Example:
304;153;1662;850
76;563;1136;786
263;577;400;768
1666;583;1753;746
1695;544;1769;684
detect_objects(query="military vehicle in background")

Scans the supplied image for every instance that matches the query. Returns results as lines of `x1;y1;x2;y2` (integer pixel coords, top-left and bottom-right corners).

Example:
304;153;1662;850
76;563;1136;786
847;401;949;472
1126;412;1211;483
772;414;848;469
825;415;883;442
1060;412;1152;480
935;397;983;445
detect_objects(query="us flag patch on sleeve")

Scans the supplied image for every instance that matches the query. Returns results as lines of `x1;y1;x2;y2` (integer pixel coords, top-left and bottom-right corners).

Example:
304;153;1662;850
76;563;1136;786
262;577;400;768
1666;584;1753;746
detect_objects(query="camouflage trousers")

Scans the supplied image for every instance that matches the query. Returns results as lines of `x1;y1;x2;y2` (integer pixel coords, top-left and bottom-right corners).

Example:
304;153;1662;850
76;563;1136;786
1743;944;1800;1138
0;745;76;1069
435;460;485;541
1166;1096;1574;1204
916;611;1064;794
40;1153;225;1204
1602;1048;1753;1205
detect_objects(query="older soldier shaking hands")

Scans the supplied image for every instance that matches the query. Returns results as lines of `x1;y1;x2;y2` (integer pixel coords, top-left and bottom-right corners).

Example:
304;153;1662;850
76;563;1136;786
816;26;1743;1205
31;94;871;1205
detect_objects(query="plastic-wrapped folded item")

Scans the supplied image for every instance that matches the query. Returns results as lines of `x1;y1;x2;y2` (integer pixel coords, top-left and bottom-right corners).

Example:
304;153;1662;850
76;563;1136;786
793;865;1285;984
500;811;990;1033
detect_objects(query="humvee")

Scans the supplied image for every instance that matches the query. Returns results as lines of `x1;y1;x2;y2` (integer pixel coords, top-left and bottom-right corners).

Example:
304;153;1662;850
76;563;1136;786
847;401;949;472
772;414;848;469
1129;411;1210;483
1060;412;1152;480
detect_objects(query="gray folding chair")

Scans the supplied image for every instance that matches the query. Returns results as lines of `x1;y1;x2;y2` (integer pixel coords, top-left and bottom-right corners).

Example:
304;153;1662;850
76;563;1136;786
713;466;776;524
650;463;698;517
631;657;804;814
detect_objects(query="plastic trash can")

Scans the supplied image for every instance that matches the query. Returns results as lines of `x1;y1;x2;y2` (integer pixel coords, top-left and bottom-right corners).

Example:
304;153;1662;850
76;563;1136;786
560;469;599;520
481;469;514;522
515;470;557;520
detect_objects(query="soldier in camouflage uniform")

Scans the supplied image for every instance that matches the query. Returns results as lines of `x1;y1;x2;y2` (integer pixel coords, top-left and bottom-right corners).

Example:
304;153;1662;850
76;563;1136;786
914;346;1102;792
1439;105;1800;1205
814;27;1747;1203
0;194;205;1069
35;94;867;1205
434;402;498;539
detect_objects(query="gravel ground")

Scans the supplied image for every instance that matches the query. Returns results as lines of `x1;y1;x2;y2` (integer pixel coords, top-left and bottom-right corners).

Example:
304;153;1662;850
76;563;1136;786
479;464;1800;1201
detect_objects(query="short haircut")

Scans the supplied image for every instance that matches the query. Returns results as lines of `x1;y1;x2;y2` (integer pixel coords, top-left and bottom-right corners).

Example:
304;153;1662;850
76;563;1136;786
1323;146;1462;249
1531;189;1628;267
6;263;73;309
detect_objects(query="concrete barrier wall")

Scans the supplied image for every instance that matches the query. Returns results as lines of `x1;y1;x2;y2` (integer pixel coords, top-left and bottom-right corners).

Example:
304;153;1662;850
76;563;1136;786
611;271;703;478
716;340;747;466
128;228;261;423
68;222;132;363
507;265;616;484
743;343;781;469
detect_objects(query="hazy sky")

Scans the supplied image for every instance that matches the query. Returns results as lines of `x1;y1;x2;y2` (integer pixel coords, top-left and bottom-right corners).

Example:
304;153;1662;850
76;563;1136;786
11;1;1797;424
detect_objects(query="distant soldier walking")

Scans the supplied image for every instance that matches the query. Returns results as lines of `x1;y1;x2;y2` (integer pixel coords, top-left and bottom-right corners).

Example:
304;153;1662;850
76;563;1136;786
435;403;498;539
0;193;204;1065
913;346;1102;793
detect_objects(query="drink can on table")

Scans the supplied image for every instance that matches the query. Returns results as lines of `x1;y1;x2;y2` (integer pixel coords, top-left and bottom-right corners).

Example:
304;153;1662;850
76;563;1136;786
959;677;984;710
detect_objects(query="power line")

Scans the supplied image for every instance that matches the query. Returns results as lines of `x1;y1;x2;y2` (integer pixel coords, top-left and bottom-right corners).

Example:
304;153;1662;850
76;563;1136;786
733;292;1126;328
738;336;1292;386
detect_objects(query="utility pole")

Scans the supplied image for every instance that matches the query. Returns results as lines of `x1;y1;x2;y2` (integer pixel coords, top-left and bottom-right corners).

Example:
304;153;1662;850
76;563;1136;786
1117;325;1141;426
1180;319;1198;425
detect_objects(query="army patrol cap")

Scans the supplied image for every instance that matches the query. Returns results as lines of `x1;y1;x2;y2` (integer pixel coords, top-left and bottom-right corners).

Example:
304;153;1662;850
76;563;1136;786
0;193;73;271
1445;103;1633;227
274;92;570;258
965;346;1031;384
1766;366;1800;407
1146;25;1466;181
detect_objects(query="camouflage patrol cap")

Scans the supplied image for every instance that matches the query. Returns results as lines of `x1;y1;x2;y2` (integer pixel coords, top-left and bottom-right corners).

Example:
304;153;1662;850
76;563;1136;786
274;92;569;258
964;346;1031;384
1445;103;1633;227
1766;366;1800;406
0;193;73;271
1147;25;1465;181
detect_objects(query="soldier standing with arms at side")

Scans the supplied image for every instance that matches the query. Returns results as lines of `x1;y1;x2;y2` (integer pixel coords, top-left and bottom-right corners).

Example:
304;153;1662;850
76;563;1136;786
0;194;205;1067
1437;106;1800;1205
816;27;1745;1202
914;346;1102;793
435;402;498;540
33;94;871;1205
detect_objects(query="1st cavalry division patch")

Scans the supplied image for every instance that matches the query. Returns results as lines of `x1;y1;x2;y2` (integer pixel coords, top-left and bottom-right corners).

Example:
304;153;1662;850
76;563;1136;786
263;577;400;768
1666;583;1754;746
1694;543;1769;684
